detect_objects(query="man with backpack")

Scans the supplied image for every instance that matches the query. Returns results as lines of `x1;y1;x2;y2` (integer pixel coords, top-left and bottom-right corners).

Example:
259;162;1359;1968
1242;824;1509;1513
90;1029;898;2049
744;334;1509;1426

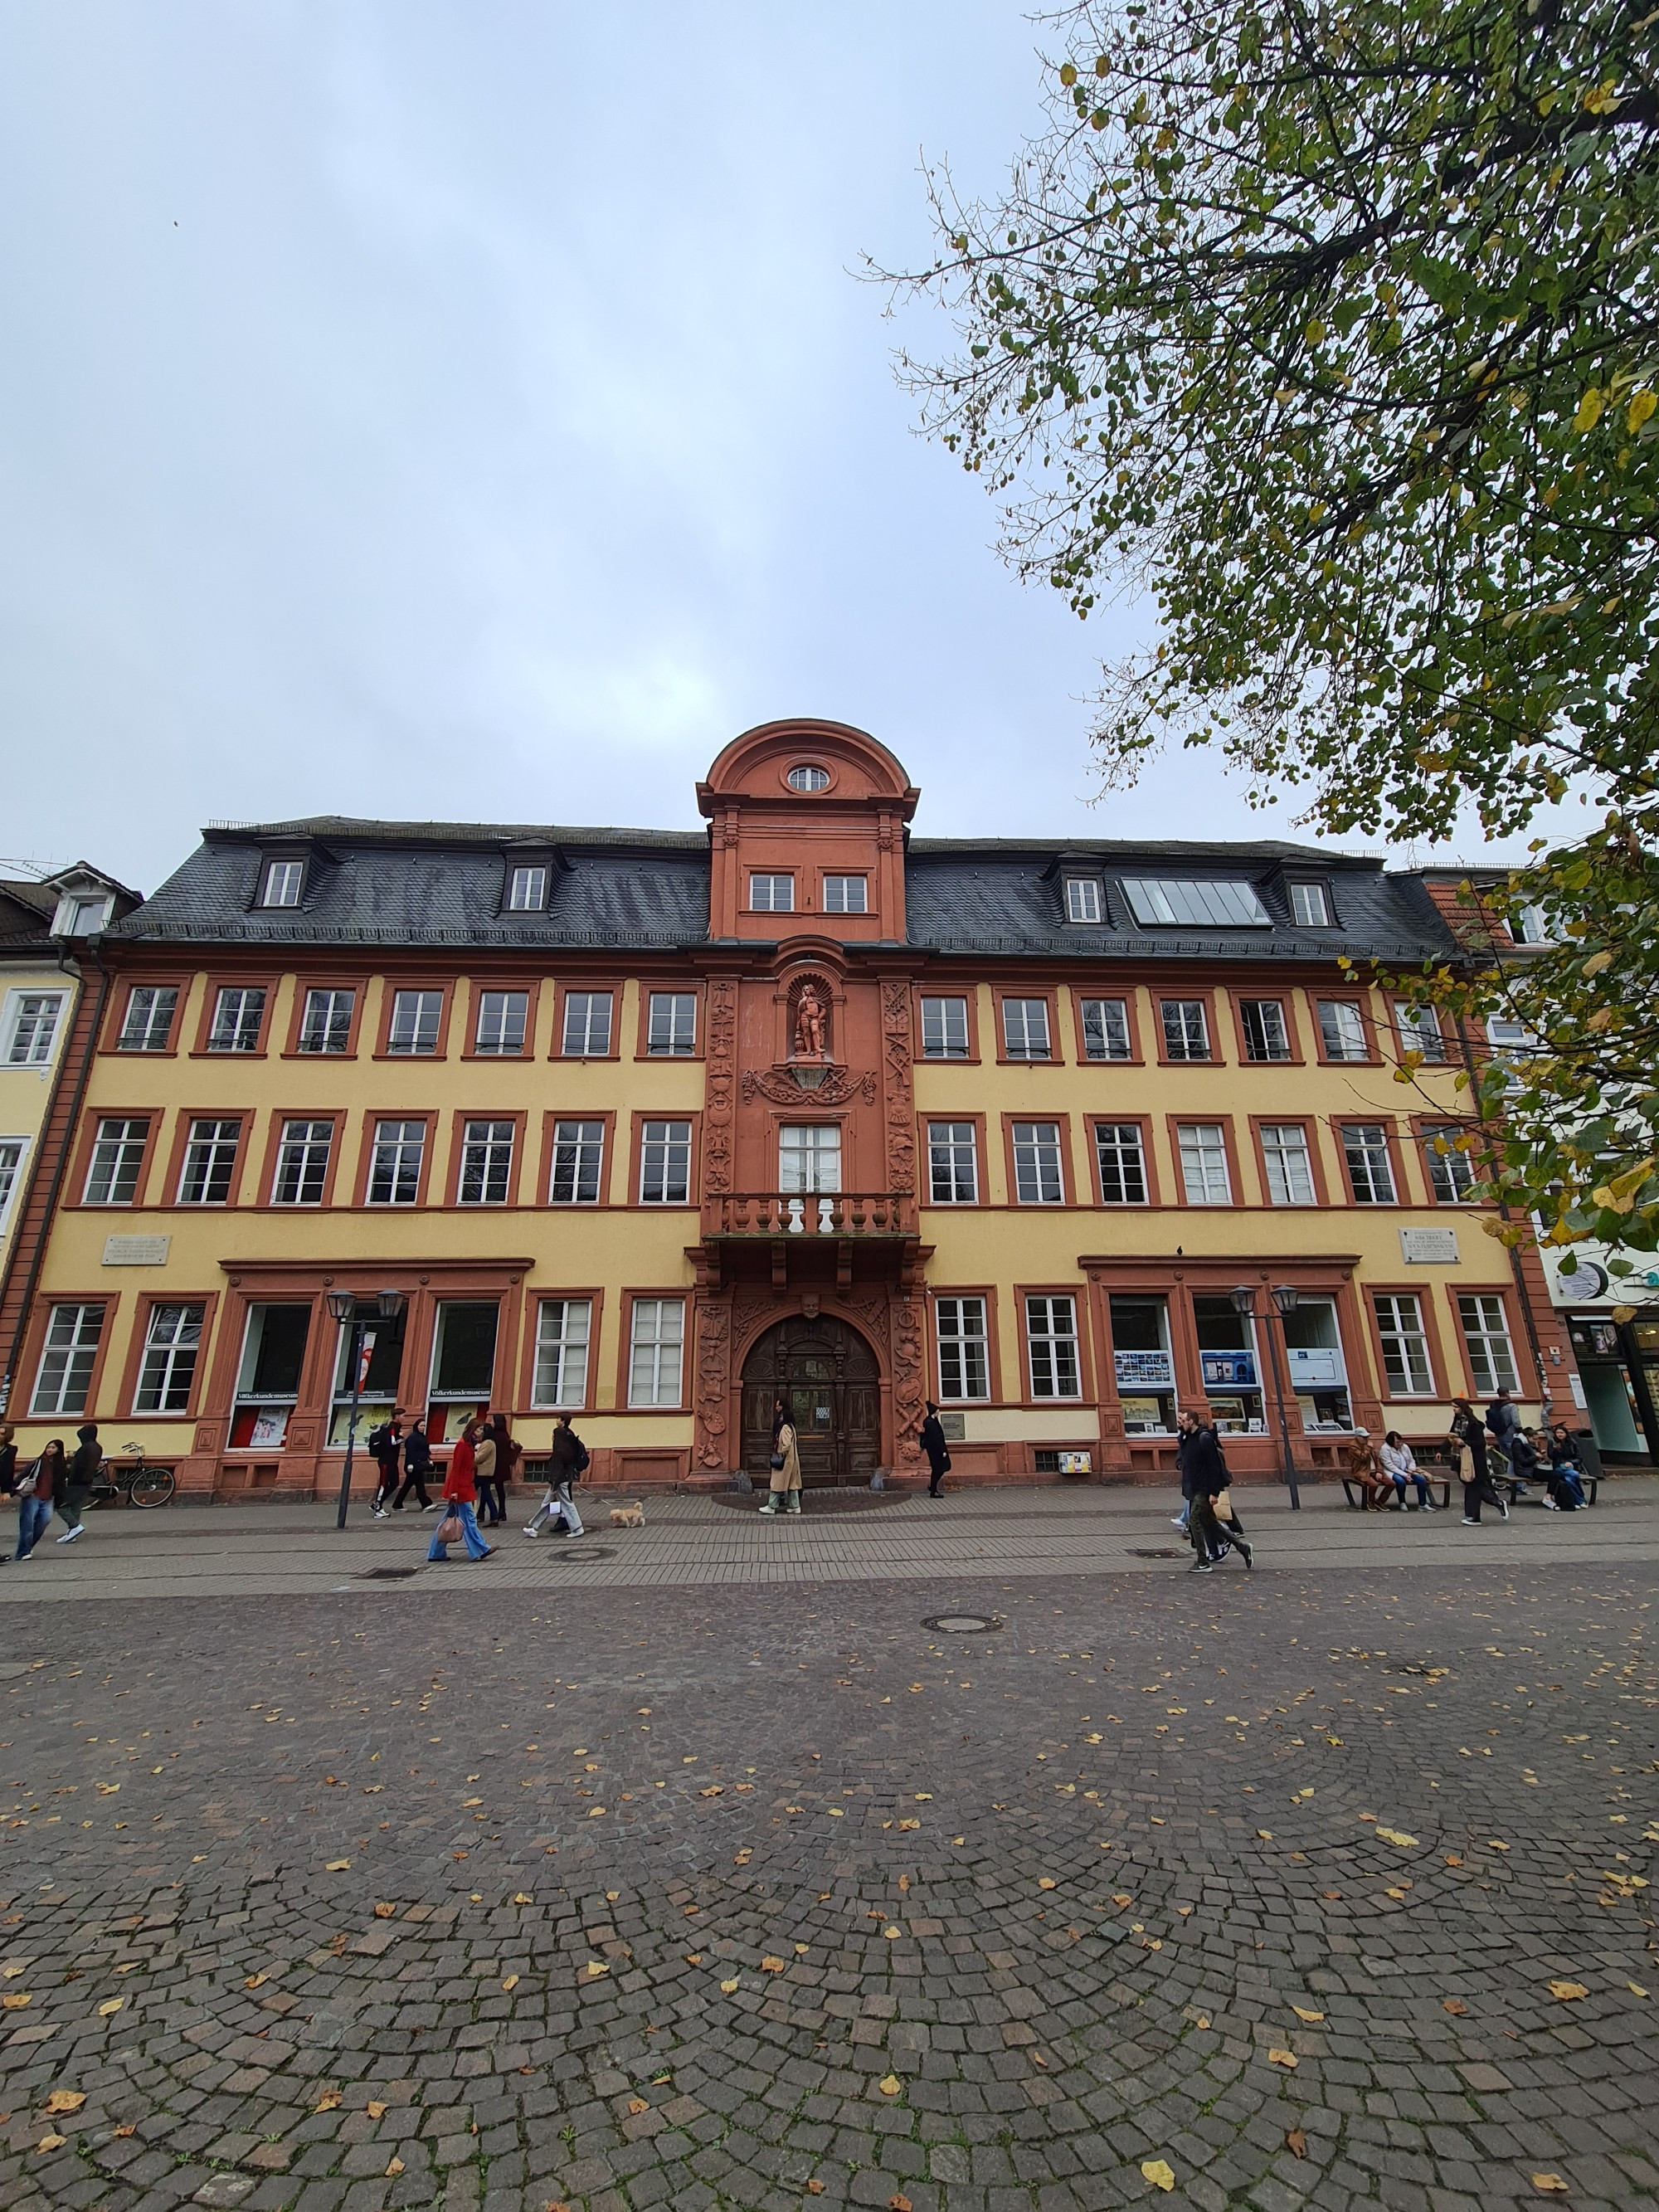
392;1415;439;1511
523;1411;586;1538
1175;1410;1252;1573
368;1409;405;1520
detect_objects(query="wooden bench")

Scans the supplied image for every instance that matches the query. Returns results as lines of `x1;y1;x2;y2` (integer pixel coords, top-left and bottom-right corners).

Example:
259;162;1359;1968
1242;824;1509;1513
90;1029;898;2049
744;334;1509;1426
1491;1468;1598;1508
1340;1474;1453;1512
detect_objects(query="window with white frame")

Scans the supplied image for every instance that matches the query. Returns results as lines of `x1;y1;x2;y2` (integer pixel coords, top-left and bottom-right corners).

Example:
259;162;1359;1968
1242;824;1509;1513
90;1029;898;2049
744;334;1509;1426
0;1136;27;1225
298;987;355;1055
1002;998;1052;1060
1317;999;1369;1060
1423;1128;1477;1203
919;996;970;1060
549;1119;605;1204
927;1122;979;1204
1178;1122;1232;1205
749;873;794;913
1160;998;1210;1060
507;864;547;912
1026;1294;1081;1399
533;1298;592;1407
134;1303;204;1413
119;986;178;1052
474;989;528;1055
207;986;266;1054
1064;877;1102;923
31;1302;105;1415
1093;1121;1147;1205
1260;1123;1316;1206
936;1295;990;1401
5;990;67;1066
1394;1001;1447;1061
1289;881;1332;927
459;1119;515;1205
629;1298;684;1406
647;992;697;1055
1341;1123;1397;1204
1011;1121;1064;1204
83;1117;149;1205
639;1120;692;1204
260;859;304;908
1373;1293;1435;1396
1121;878;1271;927
562;991;613;1055
823;875;867;914
1512;903;1553;943
271;1118;333;1206
1457;1294;1520;1395
387;989;443;1055
1239;998;1292;1062
367;1119;426;1206
779;1125;840;1193
1079;998;1131;1061
787;763;830;792
59;893;111;935
177;1118;241;1205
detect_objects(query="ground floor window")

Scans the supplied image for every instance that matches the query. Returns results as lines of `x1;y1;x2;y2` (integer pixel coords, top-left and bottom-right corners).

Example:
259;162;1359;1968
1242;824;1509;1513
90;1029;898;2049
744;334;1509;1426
1279;1295;1352;1430
1107;1295;1176;1432
1373;1293;1434;1398
630;1298;684;1406
31;1302;105;1416
935;1296;990;1401
1193;1294;1263;1433
533;1298;591;1408
1457;1294;1519;1396
1025;1295;1080;1400
426;1301;499;1440
231;1303;312;1448
134;1303;205;1414
328;1303;407;1445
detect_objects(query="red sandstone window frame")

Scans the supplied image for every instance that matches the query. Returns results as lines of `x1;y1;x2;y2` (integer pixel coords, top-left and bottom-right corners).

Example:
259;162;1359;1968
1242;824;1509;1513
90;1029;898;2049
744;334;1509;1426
350;1108;441;1210
1362;1284;1454;1404
444;1108;529;1209
633;980;706;1062
1154;989;1223;1067
1000;1112;1078;1207
114;1288;222;1422
918;1113;987;1206
1245;1114;1331;1209
254;1108;349;1210
189;974;278;1060
627;1111;702;1210
64;1105;165;1210
279;977;370;1060
993;987;1063;1066
372;980;458;1062
460;977;543;1063
1226;990;1307;1067
158;1106;253;1210
539;1108;617;1208
1085;1114;1160;1207
552;979;624;1061
1309;992;1383;1067
1014;1283;1094;1407
518;1287;606;1412
100;977;187;1058
1335;1117;1408;1207
19;1289;122;1424
1165;1114;1245;1208
615;1287;691;1411
928;1284;1004;1405
912;987;981;1065
1068;989;1145;1066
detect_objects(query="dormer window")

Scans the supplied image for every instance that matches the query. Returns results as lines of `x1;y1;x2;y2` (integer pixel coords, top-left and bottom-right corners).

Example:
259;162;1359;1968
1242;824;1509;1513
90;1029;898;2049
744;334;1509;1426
49;879;114;936
260;860;304;909
1064;877;1102;923
786;763;830;792
508;864;547;913
1288;881;1332;928
1513;903;1552;944
1121;878;1271;927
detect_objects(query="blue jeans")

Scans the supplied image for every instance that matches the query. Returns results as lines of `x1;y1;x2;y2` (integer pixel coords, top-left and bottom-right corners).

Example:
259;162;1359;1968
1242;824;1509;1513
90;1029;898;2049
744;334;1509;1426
1390;1474;1433;1507
14;1496;52;1557
427;1500;490;1561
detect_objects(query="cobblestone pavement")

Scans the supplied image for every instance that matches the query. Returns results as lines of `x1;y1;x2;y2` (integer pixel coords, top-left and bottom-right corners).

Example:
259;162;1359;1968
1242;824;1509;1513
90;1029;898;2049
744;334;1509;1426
1;1564;1657;2212
2;1479;1656;1605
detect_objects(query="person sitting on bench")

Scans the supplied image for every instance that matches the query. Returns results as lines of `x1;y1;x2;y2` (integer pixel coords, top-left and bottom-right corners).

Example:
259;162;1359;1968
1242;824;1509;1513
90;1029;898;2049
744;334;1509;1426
1379;1430;1437;1509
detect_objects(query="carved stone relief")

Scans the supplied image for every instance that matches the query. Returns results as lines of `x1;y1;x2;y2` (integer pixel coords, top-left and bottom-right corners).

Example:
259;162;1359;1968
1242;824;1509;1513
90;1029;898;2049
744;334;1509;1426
693;1294;733;1469
703;977;739;1196
880;979;916;1196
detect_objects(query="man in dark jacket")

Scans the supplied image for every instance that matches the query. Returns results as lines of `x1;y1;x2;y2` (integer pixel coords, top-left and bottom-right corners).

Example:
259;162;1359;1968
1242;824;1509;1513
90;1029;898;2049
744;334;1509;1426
524;1413;586;1537
369;1410;405;1520
919;1402;951;1498
392;1417;438;1511
56;1422;101;1543
1175;1411;1251;1572
1485;1388;1529;1492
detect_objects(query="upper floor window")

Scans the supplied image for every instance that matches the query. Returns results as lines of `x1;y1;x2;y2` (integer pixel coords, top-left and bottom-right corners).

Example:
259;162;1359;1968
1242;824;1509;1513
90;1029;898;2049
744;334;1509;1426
1093;1121;1147;1205
1395;1001;1447;1062
0;1137;26;1225
1341;1123;1397;1204
1288;881;1331;928
1010;1121;1064;1205
1260;1122;1316;1205
749;873;795;913
647;992;697;1055
1080;998;1131;1061
562;991;613;1056
1160;998;1210;1060
459;1119;515;1206
260;860;304;909
298;987;355;1055
1512;903;1553;944
272;1118;333;1206
1423;1128;1477;1204
639;1119;692;1205
1239;999;1291;1062
1177;1123;1232;1205
507;864;547;913
387;989;443;1055
84;1117;149;1205
549;1119;606;1205
1064;877;1102;923
779;1124;841;1194
4;990;67;1067
786;763;830;792
119;986;178;1053
56;892;112;935
1122;878;1271;928
207;987;265;1054
824;875;867;914
927;1122;979;1205
474;989;528;1055
177;1118;241;1206
920;996;969;1060
367;1119;426;1206
1002;998;1052;1060
1316;999;1369;1061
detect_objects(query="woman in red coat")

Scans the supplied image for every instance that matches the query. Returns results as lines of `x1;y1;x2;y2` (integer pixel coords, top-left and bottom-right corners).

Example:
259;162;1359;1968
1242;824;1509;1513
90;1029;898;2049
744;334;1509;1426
426;1420;494;1562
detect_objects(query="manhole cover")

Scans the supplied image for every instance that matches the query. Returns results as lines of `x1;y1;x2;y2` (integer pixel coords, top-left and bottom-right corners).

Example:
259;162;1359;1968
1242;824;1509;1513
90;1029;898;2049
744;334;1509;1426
922;1613;1003;1634
358;1566;421;1580
1126;1547;1183;1560
551;1547;615;1563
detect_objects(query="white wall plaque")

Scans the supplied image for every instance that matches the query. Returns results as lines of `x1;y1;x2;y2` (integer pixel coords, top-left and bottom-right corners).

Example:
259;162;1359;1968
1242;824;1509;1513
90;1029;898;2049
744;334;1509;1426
1399;1226;1459;1264
102;1234;172;1266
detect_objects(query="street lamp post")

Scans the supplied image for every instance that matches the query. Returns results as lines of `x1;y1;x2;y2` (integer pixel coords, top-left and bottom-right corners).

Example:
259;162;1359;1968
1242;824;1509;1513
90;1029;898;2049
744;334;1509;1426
1230;1283;1303;1512
329;1289;406;1530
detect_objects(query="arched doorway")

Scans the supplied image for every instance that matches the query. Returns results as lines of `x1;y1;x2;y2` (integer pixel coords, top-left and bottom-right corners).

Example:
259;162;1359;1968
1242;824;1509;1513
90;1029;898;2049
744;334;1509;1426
741;1315;882;1487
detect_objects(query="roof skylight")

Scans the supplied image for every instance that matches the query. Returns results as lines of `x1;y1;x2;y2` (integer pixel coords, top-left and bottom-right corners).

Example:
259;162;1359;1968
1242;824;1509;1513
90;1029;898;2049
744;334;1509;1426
1121;878;1272;927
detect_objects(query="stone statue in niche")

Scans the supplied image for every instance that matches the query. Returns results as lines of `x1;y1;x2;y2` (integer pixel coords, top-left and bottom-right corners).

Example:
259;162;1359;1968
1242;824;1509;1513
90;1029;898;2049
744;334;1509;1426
794;984;828;1059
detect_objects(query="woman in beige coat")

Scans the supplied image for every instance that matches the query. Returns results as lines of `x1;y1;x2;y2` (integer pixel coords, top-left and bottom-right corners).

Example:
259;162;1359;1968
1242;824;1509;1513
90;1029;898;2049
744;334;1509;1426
759;1398;801;1515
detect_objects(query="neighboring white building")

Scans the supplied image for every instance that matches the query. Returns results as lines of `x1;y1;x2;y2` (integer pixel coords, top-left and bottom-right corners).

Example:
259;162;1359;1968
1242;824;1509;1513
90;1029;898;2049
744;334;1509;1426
1541;1245;1659;1464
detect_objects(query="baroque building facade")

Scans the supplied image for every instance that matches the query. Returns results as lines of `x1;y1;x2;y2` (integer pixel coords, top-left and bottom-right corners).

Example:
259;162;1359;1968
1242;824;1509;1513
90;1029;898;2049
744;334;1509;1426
0;721;1579;1497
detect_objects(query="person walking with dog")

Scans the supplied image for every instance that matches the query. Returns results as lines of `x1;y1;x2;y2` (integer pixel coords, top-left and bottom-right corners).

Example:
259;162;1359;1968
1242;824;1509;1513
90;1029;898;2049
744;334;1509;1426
760;1399;801;1515
426;1417;494;1562
523;1411;586;1537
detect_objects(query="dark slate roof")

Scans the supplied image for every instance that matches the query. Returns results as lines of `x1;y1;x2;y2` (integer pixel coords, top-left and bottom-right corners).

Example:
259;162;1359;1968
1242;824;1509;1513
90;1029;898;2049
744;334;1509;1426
111;819;712;950
0;879;57;952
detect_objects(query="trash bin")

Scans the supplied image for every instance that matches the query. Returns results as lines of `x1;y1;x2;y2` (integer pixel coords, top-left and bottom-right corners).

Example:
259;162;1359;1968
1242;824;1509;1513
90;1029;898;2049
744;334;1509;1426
1573;1428;1603;1483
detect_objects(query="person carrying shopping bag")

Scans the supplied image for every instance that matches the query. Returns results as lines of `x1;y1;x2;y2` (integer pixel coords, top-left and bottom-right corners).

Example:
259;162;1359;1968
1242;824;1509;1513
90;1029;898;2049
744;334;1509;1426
759;1400;801;1515
523;1412;587;1538
4;1435;58;1564
472;1420;503;1526
1452;1397;1507;1524
426;1419;495;1562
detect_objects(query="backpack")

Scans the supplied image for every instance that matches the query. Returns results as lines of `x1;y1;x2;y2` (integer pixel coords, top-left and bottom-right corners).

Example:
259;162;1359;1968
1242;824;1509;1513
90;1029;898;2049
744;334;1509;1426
571;1437;590;1479
367;1422;391;1457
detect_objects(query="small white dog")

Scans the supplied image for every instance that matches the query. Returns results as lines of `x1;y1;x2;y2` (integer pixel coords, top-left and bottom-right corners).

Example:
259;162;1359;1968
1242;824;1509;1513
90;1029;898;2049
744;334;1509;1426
608;1499;645;1530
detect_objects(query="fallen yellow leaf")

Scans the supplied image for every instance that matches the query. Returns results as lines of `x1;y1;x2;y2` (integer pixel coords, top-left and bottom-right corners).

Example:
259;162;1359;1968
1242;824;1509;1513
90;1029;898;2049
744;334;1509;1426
1141;2159;1176;2191
1286;2128;1307;2159
585;1961;609;1979
314;2093;342;2111
889;2195;913;2211
2;1994;31;2009
1038;1878;1057;1890
1267;2048;1298;2068
719;1977;739;1994
1531;2178;1569;2195
1376;1826;1418;1849
878;2074;902;2096
627;2098;648;2115
367;2101;387;2119
43;2092;85;2117
324;1859;351;1872
883;1925;902;1939
97;2000;122;2017
385;2157;404;2177
36;2133;66;2153
685;1953;703;1965
761;1956;786;1972
1548;1981;1588;2001
502;1975;519;1992
513;1893;533;1905
244;1974;267;1990
1291;2005;1323;2024
372;1903;397;1919
1443;1998;1468;2015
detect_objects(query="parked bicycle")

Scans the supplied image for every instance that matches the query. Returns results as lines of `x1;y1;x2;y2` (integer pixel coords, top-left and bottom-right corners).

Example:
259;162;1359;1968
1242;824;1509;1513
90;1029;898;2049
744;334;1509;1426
87;1442;176;1510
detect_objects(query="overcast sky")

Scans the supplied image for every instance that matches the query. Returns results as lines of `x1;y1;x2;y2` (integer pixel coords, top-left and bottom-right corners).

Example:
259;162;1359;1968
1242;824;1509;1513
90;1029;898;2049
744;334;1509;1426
0;2;1566;894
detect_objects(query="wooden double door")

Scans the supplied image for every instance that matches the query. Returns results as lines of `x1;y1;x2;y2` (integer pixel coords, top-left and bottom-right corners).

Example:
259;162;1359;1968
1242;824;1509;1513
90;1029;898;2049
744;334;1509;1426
741;1316;882;1487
